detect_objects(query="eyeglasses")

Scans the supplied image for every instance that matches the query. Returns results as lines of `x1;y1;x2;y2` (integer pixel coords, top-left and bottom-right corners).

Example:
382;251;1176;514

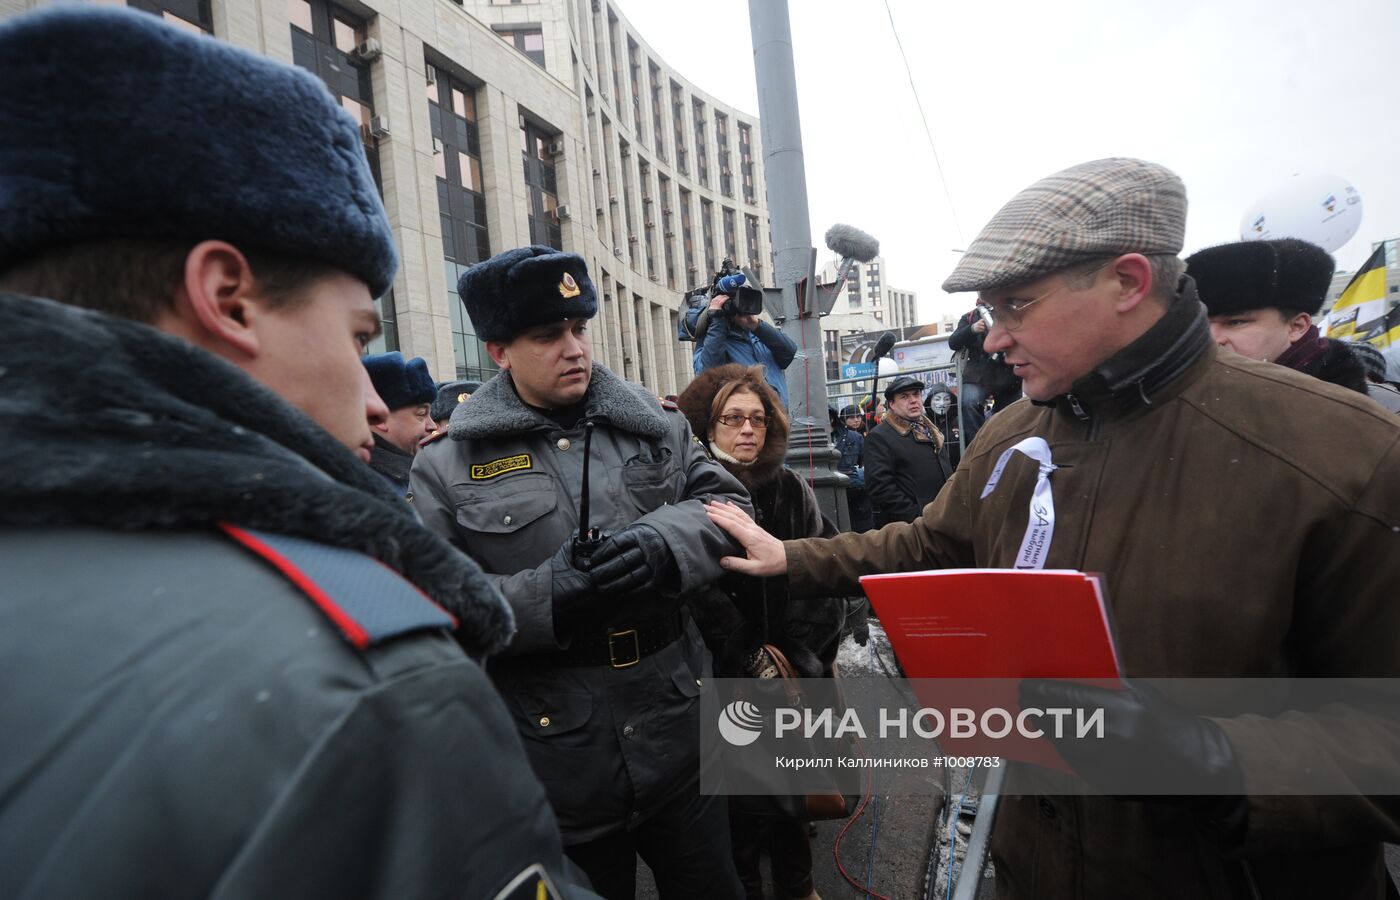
980;263;1109;332
714;413;769;429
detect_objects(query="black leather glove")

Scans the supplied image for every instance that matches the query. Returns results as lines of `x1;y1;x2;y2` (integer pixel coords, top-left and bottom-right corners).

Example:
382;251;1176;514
589;524;676;598
1019;679;1245;817
549;540;598;633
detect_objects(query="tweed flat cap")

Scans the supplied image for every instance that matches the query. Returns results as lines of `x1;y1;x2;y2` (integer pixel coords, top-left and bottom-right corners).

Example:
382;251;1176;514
458;246;597;342
1186;238;1334;317
0;6;398;296
944;158;1187;294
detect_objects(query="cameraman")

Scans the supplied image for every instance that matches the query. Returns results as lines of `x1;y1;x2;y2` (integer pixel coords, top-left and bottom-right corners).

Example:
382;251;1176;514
688;292;797;407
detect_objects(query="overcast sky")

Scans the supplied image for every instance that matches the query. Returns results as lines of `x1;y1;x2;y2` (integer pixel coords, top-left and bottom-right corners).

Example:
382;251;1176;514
621;0;1400;324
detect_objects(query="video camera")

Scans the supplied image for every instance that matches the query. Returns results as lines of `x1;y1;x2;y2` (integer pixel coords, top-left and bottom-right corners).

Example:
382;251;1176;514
676;258;764;342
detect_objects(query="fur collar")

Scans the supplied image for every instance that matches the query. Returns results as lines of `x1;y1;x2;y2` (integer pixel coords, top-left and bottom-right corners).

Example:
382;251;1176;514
448;363;669;440
0;292;513;658
369;434;412;486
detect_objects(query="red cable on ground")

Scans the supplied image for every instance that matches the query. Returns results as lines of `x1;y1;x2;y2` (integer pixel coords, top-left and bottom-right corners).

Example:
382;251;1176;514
831;742;892;900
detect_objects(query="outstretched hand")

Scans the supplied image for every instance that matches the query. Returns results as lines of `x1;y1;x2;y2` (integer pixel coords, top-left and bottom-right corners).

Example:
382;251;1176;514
705;500;787;577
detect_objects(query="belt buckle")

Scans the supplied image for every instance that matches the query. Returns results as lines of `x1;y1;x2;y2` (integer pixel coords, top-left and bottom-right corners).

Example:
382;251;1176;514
608;629;641;669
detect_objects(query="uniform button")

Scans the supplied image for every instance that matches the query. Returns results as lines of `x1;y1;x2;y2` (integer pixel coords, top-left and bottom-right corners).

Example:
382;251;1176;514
696;678;703;686
503;515;513;525
557;438;571;451
1038;799;1056;820
539;716;551;727
622;724;635;738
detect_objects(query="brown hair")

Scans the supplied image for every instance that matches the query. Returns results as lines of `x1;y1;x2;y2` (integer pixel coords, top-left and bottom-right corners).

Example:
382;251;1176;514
707;364;789;449
0;238;339;323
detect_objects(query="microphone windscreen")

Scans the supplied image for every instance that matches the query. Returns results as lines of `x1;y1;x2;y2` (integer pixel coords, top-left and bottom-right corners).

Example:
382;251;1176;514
872;331;897;358
824;223;880;262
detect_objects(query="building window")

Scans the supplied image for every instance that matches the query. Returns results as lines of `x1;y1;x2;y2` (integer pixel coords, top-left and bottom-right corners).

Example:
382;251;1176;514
680;187;696;281
496;27;546;68
428;64;496;380
701;198;716;273
745;214;762;283
739;122;756;205
520;113;563;250
671;82;688;174
693;99;709;188
722;207;737;261
126;0;212;33
659;174;676;288
649;62;666;161
291;0;398;350
715;112;733;198
628;39;643;137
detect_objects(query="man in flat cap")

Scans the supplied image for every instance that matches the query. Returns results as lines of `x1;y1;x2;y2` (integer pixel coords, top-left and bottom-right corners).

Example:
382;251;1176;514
1188;237;1369;395
864;375;952;528
706;158;1400;898
0;7;596;899
412;246;750;898
362;351;439;496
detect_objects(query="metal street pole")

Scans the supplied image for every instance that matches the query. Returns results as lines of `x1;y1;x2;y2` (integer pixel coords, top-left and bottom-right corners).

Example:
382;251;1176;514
748;0;848;527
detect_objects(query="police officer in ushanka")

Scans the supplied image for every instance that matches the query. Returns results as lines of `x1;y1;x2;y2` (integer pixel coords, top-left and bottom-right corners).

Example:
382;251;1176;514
412;246;750;899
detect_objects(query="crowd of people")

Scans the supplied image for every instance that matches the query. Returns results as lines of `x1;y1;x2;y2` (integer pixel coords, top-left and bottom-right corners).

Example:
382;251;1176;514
4;6;1400;900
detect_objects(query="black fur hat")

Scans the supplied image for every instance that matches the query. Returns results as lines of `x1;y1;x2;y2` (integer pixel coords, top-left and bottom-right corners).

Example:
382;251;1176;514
458;246;597;342
362;352;435;411
0;6;397;296
1186;238;1335;317
430;380;481;422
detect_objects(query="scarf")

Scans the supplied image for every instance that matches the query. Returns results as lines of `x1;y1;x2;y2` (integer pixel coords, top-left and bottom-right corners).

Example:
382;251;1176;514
886;410;944;450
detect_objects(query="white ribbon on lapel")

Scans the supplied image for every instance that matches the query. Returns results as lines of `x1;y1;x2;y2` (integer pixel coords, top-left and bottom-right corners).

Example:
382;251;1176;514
980;436;1057;570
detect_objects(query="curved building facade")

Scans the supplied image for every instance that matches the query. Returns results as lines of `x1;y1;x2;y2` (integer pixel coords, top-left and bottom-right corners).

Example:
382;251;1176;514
2;0;771;397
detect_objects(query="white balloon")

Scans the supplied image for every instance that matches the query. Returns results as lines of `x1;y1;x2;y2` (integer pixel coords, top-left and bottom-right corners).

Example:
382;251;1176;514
877;356;900;376
1239;174;1363;253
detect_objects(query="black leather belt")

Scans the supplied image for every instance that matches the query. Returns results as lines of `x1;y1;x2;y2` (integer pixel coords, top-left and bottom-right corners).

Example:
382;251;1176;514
552;613;684;668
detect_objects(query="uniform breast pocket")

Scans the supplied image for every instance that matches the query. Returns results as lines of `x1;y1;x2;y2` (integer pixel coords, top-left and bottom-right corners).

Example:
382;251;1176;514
622;449;681;513
451;473;560;562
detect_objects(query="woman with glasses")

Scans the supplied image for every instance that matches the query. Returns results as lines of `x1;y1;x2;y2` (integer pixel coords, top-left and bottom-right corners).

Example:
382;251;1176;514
676;364;856;900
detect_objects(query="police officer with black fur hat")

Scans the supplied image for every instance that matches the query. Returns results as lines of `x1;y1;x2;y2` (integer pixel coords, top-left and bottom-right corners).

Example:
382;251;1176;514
412;245;750;899
0;7;595;899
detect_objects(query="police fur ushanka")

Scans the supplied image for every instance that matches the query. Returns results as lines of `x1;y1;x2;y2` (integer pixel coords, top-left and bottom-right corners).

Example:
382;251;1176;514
1186;238;1335;317
458;246;597;343
0;6;397;296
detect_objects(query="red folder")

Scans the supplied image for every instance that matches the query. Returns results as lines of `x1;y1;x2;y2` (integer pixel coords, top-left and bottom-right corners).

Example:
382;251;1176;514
859;569;1123;770
859;569;1122;679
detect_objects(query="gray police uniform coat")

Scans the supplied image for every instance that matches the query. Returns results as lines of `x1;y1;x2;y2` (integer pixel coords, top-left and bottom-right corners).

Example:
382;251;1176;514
0;293;596;900
412;364;753;843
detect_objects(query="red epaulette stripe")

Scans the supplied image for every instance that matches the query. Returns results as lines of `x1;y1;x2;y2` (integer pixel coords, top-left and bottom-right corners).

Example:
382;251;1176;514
219;523;371;649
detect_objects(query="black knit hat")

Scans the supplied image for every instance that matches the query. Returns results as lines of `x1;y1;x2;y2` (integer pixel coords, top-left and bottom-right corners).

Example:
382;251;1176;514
1186;238;1335;317
458;246;597;343
884;375;924;402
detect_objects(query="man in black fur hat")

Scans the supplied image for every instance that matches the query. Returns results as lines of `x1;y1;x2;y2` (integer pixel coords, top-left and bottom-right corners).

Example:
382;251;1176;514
0;7;595;899
1188;238;1368;395
412;245;750;899
363;351;438;496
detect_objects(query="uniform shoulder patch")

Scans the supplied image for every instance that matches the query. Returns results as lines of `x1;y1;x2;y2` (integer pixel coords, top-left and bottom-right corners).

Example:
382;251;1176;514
471;453;533;480
219;524;457;649
492;863;562;900
661;398;680;411
420;428;449;447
